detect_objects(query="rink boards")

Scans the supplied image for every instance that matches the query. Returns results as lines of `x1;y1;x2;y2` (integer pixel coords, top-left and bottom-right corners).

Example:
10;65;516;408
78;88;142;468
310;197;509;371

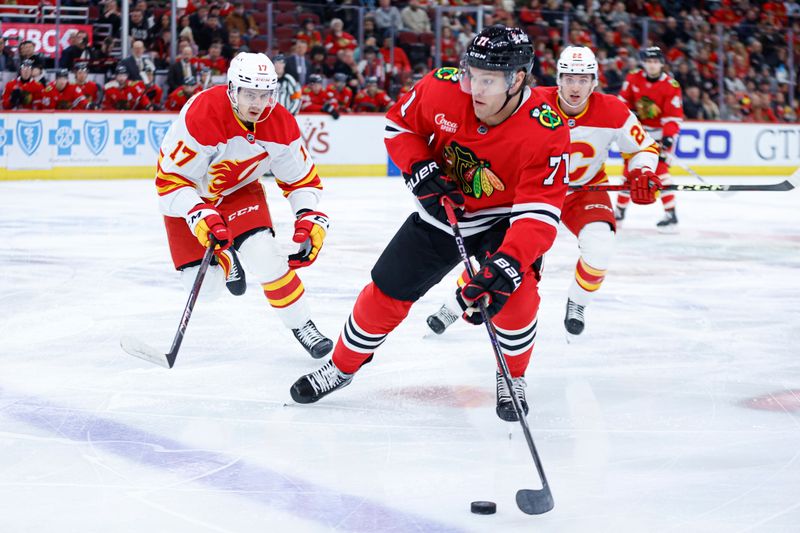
0;112;796;180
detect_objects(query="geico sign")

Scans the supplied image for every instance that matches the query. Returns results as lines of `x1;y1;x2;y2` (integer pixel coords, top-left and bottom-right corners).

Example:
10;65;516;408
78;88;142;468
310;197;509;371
754;128;800;161
674;128;730;159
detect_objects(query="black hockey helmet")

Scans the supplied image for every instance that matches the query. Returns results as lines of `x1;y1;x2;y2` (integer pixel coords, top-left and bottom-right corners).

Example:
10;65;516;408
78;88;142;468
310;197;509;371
365;75;378;85
308;73;323;85
639;46;664;63
184;76;197;86
55;68;69;78
333;72;347;83
464;25;534;74
115;64;129;76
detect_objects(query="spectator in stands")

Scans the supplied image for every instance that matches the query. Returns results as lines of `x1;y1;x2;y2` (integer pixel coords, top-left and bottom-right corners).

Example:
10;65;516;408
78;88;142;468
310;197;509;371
374;0;404;40
142;63;163;109
301;73;339;118
328;72;353;113
363;16;380;43
380;36;411;81
746;93;778;122
720;93;743;121
166;76;202;110
308;45;333;79
119;40;155;82
59;30;91;70
683;86;704;119
324;18;357;56
457;22;476;55
168;45;198;94
2;60;43;110
98;0;122;37
286;40;313;86
400;0;431;33
438;25;459;67
73;62;101;109
195;11;228;53
15;40;45;72
129;9;151;46
357;46;385;86
225;29;249;59
41;68;88;110
89;36;117;76
353;76;393;113
273;54;302;115
151;28;173;69
190;4;210;36
179;28;200;56
0;38;15;73
199;41;228;75
296;18;323;49
225;1;258;41
701;90;721;121
333;48;364;87
601;54;624;94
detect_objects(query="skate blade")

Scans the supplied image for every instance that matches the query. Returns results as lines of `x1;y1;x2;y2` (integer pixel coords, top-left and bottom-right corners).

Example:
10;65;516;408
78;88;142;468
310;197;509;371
120;336;171;368
657;225;679;235
565;331;583;344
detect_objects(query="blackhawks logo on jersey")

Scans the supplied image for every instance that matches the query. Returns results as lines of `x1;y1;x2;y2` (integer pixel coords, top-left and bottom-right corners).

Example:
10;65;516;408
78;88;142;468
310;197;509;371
530;103;563;130
635;96;662;120
433;67;460;83
443;141;505;199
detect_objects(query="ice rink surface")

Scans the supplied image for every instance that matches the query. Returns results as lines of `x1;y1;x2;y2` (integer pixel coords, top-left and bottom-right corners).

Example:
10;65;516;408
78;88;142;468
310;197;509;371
1;176;798;532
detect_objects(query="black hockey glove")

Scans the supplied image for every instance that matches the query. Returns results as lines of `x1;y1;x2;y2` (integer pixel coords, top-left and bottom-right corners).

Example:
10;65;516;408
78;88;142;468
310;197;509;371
9;88;22;108
456;252;522;325
404;160;464;224
659;136;676;163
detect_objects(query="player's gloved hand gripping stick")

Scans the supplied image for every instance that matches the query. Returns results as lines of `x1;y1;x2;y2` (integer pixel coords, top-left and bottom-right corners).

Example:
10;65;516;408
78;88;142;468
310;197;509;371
440;197;554;516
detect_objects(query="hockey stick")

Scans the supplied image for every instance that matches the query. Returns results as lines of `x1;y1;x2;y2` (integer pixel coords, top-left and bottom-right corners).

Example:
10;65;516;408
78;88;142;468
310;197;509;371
120;237;218;369
441;200;554;516
570;180;795;192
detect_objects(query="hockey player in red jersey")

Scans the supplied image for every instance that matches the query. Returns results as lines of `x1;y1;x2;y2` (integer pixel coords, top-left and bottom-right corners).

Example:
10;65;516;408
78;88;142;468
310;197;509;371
425;46;662;341
41;68;88;110
103;65;152;110
327;73;353;113
2;59;43;110
300;74;339;118
73;62;101;109
352;76;394;113
165;77;202;111
155;53;334;358
617;46;683;232
290;27;571;422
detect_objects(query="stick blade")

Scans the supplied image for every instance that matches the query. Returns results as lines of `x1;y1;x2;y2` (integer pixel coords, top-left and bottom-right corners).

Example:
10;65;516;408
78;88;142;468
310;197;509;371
120;336;172;368
516;488;554;515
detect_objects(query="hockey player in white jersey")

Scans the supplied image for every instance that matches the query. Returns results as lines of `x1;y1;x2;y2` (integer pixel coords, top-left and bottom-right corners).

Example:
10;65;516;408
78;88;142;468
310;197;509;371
155;52;333;358
426;45;662;340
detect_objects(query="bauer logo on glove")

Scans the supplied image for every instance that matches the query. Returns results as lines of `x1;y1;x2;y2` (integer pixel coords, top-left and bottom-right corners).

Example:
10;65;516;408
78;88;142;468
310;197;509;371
289;210;330;268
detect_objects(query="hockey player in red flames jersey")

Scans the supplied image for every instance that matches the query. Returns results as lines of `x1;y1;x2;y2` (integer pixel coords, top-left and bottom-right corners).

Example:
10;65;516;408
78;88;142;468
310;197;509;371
2;59;43;110
73;62;101;109
41;68;88;110
617;46;683;232
290;27;571;421
155;53;334;358
426;46;662;341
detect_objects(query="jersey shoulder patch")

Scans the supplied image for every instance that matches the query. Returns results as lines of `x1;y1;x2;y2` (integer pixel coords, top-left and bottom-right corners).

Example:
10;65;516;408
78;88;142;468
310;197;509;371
669;78;681;89
530;102;564;130
432;67;460;83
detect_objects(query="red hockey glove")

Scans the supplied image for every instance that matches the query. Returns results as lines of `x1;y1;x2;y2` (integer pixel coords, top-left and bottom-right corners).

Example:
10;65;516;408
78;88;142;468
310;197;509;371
289;210;329;268
404;160;464;224
456;252;522;325
628;168;663;205
185;203;231;251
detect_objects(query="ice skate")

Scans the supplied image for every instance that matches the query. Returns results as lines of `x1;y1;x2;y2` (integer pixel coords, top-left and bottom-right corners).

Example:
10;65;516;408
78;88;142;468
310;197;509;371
656;208;678;233
222;249;247;296
496;371;529;422
614;205;626;223
292;320;333;359
426;304;459;335
290;359;354;404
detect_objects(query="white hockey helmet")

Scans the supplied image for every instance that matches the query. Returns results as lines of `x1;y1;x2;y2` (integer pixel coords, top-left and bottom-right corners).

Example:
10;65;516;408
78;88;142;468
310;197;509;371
226;52;279;120
557;45;599;79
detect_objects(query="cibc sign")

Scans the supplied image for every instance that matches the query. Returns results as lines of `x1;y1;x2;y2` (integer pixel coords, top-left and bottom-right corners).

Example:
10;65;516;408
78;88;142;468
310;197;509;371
1;24;93;58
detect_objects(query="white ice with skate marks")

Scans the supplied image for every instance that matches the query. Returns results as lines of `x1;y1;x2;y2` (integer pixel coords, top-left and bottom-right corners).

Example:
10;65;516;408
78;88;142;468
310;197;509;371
0;175;798;532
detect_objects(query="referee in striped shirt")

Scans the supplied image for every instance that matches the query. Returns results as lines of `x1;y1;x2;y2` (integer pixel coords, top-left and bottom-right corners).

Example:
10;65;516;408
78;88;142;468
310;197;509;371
272;54;302;115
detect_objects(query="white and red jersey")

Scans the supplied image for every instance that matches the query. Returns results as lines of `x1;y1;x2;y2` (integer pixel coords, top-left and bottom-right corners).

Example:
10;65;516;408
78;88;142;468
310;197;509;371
41;82;88;110
618;69;683;141
385;68;571;269
536;86;659;187
156;85;322;219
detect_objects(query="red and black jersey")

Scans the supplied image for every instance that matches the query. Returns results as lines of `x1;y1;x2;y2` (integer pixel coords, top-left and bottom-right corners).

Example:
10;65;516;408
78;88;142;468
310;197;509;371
353;88;393;113
103;80;151;110
384;68;571;269
41;82;88;110
76;80;101;108
300;86;338;112
619;69;683;140
327;84;353;111
166;85;201;111
2;77;44;109
144;84;164;109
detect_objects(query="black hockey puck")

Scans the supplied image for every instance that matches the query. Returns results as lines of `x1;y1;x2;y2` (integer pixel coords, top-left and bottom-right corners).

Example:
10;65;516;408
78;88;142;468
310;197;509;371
470;501;496;515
